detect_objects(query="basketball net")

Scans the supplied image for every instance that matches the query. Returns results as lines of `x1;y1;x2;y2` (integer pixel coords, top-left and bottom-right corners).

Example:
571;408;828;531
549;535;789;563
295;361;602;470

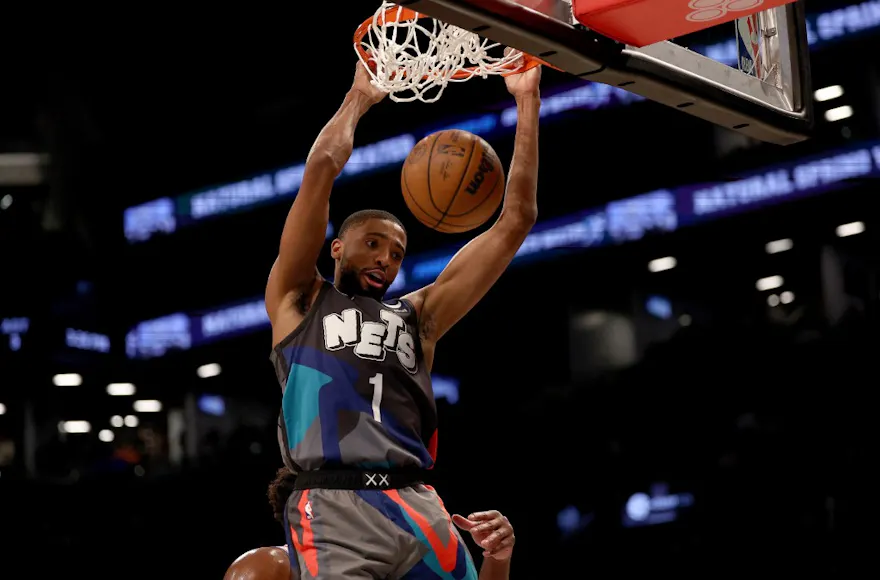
354;2;531;104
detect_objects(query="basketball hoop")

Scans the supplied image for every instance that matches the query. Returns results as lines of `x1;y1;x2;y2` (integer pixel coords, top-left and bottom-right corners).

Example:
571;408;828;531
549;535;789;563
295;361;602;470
354;2;547;103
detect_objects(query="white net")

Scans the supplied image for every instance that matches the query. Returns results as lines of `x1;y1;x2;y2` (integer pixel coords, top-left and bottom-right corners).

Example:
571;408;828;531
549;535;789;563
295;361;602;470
355;2;526;103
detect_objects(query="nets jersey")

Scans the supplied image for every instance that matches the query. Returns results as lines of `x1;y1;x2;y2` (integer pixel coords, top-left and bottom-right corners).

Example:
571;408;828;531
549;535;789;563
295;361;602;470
270;281;438;474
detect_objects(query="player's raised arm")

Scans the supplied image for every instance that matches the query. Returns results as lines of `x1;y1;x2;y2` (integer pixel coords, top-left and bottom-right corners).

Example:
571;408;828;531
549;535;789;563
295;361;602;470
266;61;387;339
405;64;541;345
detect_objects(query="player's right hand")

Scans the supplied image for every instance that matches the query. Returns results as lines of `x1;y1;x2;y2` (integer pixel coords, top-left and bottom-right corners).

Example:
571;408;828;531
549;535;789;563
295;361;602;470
352;57;388;104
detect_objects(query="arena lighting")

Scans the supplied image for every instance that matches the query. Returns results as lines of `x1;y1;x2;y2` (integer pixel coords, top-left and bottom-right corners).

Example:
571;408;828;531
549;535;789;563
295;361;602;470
66;328;111;353
768;294;781;307
757;275;784;291
106;383;136;396
648;257;677;273
2;317;29;356
98;429;115;442
765;238;793;254
0;194;11;210
825;105;854;122
814;85;844;102
780;291;795;304
52;373;82;387
59;420;91;434
431;375;460;404
622;483;694;528
126;137;880;359
111;415;124;427
836;221;865;237
124;415;139;427
198;394;226;416
197;363;221;378
646;296;673;320
133;400;162;413
0;402;6;415
556;505;594;538
0;153;45;186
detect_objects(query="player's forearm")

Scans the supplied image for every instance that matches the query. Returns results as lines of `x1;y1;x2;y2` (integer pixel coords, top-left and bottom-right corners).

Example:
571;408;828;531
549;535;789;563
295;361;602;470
307;89;376;173
479;558;511;580
500;94;540;226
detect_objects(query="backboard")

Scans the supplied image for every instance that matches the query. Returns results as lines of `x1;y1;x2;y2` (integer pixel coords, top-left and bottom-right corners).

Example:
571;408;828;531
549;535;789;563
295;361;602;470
397;0;813;145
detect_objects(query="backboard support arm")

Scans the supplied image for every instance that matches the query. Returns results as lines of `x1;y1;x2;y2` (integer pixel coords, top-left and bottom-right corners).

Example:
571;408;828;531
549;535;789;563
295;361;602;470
399;0;813;145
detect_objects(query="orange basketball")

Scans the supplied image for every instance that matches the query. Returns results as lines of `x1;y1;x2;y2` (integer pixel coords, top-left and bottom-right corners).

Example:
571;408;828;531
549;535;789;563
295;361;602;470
400;130;505;233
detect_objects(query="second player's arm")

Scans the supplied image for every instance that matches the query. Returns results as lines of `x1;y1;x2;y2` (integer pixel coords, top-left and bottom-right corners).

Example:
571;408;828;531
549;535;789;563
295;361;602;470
265;70;382;333
479;559;512;580
405;93;540;343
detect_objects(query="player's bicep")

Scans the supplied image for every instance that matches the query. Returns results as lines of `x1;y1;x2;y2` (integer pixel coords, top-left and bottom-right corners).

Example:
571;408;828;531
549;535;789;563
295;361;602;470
272;157;337;297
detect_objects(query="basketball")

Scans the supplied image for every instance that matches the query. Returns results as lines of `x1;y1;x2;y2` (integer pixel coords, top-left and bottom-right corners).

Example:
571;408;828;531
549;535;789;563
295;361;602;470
400;130;505;233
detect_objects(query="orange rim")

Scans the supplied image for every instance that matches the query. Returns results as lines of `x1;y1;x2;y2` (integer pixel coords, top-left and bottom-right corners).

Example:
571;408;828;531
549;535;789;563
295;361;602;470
354;5;557;81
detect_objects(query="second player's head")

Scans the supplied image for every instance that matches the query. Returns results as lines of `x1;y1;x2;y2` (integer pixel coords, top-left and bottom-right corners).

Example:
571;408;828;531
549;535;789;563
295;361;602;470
224;547;291;580
331;209;407;301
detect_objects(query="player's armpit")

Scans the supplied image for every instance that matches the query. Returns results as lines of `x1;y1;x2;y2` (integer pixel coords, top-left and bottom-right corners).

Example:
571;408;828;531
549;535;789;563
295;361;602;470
405;209;536;343
267;262;326;347
267;261;323;316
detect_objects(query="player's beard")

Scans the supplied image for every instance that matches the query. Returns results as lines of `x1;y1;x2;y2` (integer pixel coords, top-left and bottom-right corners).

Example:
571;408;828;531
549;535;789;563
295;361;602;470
338;262;389;301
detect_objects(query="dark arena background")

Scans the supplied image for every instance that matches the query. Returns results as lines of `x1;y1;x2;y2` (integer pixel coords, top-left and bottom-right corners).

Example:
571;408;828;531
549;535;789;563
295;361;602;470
1;2;879;577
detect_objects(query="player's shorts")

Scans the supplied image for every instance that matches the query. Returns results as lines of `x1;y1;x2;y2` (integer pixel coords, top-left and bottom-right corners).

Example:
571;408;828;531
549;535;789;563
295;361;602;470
283;470;478;580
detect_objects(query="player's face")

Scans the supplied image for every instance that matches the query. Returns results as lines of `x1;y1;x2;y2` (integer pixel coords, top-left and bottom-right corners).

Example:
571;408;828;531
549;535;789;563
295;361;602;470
334;219;406;300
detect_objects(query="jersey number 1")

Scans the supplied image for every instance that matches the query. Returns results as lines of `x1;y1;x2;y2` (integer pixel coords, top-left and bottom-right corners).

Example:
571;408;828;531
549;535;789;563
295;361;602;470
369;373;383;423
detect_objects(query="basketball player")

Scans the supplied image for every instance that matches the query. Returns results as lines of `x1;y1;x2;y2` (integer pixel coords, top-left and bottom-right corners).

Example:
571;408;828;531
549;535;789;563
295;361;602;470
264;56;539;579
224;468;516;580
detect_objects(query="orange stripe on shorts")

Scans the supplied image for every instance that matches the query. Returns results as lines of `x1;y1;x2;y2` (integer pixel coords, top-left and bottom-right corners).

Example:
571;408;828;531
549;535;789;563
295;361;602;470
289;490;319;577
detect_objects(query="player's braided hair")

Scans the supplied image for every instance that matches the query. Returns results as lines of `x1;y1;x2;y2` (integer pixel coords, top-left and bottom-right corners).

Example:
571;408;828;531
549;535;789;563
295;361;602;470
267;466;298;523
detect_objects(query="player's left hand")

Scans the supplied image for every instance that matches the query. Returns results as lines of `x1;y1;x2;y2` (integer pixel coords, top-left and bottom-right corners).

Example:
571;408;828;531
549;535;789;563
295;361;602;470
452;510;515;561
503;48;541;99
